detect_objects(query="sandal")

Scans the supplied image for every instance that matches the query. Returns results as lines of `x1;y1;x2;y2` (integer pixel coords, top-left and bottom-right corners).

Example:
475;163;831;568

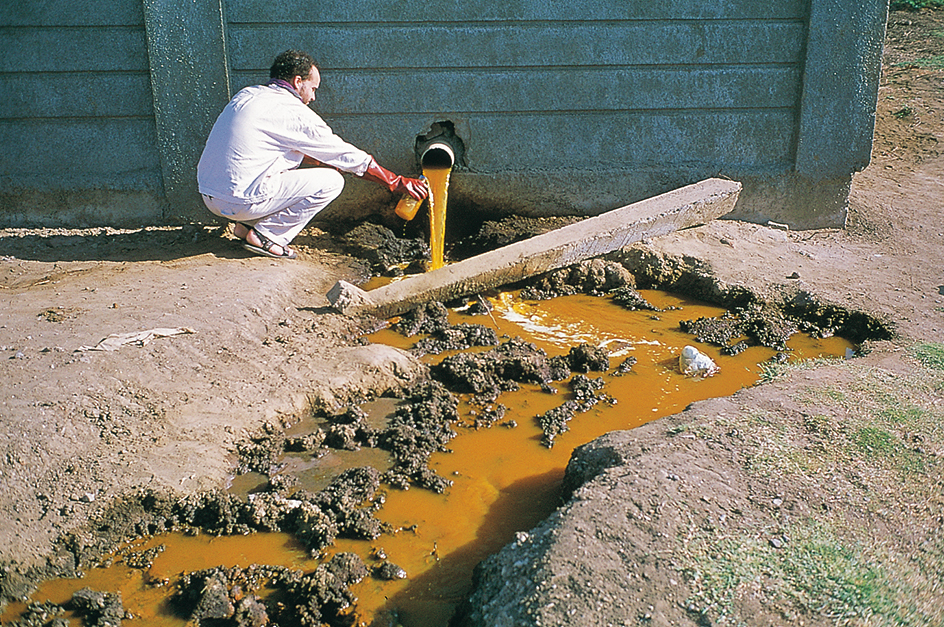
242;228;298;260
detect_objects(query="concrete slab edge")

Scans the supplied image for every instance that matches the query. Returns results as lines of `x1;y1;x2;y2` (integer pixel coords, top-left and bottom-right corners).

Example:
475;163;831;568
328;178;741;318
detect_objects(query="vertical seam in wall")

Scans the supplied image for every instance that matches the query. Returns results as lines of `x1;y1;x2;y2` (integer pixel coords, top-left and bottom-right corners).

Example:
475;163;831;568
791;0;813;171
218;0;233;100
143;0;231;222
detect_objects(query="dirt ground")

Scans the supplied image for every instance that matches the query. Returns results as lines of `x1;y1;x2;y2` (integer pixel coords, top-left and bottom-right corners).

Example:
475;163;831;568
1;8;943;624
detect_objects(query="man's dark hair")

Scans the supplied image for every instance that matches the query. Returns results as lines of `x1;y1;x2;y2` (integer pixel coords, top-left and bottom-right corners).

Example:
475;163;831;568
269;50;317;81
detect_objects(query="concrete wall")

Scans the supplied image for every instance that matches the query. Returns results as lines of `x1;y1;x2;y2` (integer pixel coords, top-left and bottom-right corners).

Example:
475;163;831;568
0;1;165;227
0;0;888;230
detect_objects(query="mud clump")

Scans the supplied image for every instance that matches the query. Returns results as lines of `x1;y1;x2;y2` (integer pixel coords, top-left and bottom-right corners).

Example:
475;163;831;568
431;337;571;402
175;552;371;627
278;555;367;627
322;405;379;451
119;543;165;570
308;467;384;541
611;285;662;311
453;215;582;259
679;313;743;347
393;301;450;336
71;588;126;627
88;468;385;560
785;297;893;344
5;601;67;627
519;259;635;300
412;323;499;356
373;561;408;580
235;421;287;476
614;355;638;376
469;403;508;429
680;305;800;353
566;343;610;373
538;374;611;448
377;380;459;493
394;299;501;357
339;221;428;276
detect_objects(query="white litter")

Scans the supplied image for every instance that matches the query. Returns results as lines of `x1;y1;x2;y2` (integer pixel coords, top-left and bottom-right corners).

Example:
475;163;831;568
679;345;719;377
78;327;195;352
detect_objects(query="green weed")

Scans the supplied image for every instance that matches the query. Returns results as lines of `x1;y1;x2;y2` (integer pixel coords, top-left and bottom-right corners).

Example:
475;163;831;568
878;403;930;425
913;55;944;69
854;426;899;456
910;343;944;370
891;0;944;10
688;352;943;624
681;519;926;625
758;357;843;382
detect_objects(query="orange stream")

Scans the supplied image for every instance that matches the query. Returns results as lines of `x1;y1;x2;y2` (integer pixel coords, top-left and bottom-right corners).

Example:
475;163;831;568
424;165;450;270
2;291;852;627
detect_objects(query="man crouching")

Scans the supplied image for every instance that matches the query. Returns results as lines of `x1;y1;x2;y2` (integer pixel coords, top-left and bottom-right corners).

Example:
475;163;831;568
198;49;428;259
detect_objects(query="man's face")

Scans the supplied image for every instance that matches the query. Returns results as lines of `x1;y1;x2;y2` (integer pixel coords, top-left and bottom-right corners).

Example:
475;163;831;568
293;66;320;105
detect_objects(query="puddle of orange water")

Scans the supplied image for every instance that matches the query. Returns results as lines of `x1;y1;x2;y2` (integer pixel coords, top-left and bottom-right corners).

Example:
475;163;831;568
424;165;450;270
2;533;315;626
1;290;853;627
346;290;853;623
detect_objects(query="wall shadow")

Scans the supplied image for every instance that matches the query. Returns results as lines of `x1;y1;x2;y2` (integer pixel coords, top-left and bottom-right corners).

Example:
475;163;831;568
0;225;247;263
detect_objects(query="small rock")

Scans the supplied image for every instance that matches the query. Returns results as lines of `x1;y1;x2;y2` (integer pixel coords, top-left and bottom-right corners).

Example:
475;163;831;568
373;561;408;580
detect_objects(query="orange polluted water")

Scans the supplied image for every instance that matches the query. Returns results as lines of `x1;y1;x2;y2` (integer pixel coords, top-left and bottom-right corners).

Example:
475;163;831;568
423;164;451;270
2;291;853;627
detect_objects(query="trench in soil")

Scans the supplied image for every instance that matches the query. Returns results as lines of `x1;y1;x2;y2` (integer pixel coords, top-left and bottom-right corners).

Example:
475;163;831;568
2;288;854;627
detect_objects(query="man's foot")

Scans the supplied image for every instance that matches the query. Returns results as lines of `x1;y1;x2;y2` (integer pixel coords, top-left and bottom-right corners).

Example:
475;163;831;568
232;222;252;240
243;228;297;260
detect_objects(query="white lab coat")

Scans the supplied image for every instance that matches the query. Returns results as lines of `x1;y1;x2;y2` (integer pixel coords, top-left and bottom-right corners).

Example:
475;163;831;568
197;84;372;204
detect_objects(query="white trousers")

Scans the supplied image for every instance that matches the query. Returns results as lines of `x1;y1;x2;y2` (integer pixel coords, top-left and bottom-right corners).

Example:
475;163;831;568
201;168;345;246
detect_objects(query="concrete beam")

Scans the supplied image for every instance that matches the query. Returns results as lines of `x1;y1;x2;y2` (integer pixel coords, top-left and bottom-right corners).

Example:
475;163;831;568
328;178;741;318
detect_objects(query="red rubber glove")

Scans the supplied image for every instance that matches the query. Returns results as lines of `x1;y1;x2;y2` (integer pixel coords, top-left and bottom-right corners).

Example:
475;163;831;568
363;158;429;201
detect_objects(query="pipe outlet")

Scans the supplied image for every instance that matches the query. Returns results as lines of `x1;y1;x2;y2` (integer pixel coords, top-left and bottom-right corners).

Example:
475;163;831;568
421;141;455;169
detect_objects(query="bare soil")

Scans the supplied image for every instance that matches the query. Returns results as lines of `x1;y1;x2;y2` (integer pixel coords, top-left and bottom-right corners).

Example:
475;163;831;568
1;9;943;625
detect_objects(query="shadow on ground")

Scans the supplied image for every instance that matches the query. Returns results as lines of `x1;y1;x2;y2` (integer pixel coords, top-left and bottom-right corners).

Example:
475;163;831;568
0;225;243;263
373;469;564;627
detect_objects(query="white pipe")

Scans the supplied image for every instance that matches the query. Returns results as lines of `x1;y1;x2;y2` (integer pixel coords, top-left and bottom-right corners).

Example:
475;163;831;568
420;141;456;168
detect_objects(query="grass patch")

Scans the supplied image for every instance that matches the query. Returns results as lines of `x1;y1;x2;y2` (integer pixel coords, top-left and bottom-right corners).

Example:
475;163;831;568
681;519;929;626
798;385;847;405
910;342;944;370
679;352;944;623
891;0;944;9
854;425;899;456
701;357;942;622
878;403;930;425
759;357;843;382
912;55;944;69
